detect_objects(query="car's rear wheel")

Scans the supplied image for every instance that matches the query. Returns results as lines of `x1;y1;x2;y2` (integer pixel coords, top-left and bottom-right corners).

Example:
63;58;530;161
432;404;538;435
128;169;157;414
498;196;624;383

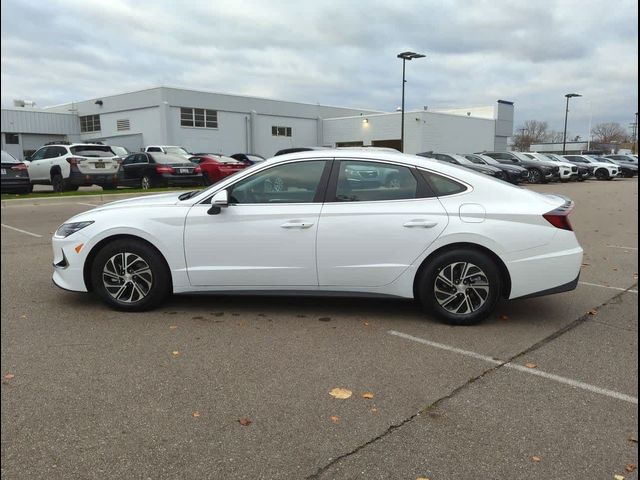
141;175;153;190
595;168;609;180
91;239;171;311
417;249;502;325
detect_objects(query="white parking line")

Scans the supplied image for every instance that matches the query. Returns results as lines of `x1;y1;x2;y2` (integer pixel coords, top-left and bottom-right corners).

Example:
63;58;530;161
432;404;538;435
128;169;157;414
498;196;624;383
607;245;638;251
579;281;638;294
0;223;43;238
387;330;638;405
76;202;99;207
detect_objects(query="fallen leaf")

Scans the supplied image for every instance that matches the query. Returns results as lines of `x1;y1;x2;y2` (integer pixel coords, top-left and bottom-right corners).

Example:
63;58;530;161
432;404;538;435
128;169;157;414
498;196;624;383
169;325;178;330
613;268;618;271
530;455;542;462
628;435;638;443
330;415;339;423
4;373;15;380
525;362;538;369
363;322;369;326
581;263;591;267
171;351;180;357
318;317;332;322
238;418;252;426
370;407;378;413
625;464;637;473
498;314;509;321
20;315;27;319
588;309;598;316
614;475;625;480
362;392;375;399
192;411;201;418
329;387;352;399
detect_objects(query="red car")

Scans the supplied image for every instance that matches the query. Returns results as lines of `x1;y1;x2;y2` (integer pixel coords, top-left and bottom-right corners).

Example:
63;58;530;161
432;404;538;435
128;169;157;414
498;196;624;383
190;153;248;185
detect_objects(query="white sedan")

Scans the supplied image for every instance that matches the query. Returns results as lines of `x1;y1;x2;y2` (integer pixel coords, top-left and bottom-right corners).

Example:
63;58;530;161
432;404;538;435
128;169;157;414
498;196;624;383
52;150;583;325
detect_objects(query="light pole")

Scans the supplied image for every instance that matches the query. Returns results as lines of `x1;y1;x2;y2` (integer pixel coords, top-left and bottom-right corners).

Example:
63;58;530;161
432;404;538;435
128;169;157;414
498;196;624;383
562;93;581;154
397;51;425;153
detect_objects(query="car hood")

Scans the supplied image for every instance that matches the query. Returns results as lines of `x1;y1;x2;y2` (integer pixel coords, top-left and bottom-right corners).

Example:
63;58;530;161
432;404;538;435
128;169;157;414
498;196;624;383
496;163;526;173
96;192;188;210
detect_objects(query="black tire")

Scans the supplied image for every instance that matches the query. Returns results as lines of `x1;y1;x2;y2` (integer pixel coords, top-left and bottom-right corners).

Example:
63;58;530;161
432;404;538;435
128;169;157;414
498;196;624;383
528;169;543;184
90;239;171;311
202;173;212;186
595;168;609;180
102;184;117;190
51;174;65;192
416;249;502;326
141;174;154;190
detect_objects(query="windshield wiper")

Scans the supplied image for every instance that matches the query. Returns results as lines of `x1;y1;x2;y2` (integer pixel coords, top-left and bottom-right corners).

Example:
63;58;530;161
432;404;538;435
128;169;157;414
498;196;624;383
178;191;197;200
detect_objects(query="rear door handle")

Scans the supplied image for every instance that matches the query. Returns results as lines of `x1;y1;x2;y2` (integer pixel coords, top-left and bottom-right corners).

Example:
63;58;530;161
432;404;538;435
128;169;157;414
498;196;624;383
403;220;438;228
281;221;314;229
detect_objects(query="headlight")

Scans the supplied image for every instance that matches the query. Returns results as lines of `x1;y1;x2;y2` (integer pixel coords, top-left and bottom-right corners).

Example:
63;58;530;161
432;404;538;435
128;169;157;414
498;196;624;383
55;221;94;238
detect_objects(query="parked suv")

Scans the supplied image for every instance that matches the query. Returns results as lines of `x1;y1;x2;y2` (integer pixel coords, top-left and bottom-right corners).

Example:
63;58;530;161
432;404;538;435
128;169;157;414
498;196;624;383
563;155;619;180
480;151;560;183
522;152;578;182
25;142;120;192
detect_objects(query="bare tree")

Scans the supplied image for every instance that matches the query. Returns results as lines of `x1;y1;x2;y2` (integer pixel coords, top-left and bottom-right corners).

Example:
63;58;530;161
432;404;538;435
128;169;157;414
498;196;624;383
591;122;629;144
512;120;552;151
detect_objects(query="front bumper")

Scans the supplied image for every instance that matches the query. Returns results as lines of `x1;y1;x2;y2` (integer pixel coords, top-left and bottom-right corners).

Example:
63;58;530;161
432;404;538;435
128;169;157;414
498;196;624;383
52;233;90;292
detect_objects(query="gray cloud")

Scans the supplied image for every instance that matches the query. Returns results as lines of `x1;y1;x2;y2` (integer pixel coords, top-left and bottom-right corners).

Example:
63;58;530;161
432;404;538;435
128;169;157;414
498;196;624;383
1;0;637;137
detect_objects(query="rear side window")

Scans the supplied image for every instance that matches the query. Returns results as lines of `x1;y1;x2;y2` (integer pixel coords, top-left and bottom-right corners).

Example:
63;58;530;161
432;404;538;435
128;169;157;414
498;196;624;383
420;170;468;196
335;161;418;202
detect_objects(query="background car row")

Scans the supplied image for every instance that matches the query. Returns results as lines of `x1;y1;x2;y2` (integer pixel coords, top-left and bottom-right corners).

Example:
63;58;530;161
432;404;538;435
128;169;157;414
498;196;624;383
0;142;265;193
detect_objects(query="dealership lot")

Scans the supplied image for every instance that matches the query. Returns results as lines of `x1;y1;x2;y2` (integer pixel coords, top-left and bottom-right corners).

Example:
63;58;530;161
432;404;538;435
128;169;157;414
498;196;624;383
1;180;637;479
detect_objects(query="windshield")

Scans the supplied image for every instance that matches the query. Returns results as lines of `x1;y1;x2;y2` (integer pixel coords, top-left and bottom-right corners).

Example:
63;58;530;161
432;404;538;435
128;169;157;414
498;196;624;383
152;153;194;164
463;154;484;165
512;152;534;162
70;145;115;157
1;150;20;163
164;146;190;155
447;154;475;166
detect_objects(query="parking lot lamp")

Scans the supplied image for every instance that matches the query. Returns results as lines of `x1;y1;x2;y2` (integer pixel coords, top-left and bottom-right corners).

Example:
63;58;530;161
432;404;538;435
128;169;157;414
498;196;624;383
562;93;581;155
397;51;426;153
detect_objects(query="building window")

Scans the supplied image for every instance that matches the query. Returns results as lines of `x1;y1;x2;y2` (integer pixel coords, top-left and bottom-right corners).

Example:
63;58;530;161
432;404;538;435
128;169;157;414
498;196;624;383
116;119;130;131
272;126;292;137
80;114;101;133
180;108;218;128
5;133;19;144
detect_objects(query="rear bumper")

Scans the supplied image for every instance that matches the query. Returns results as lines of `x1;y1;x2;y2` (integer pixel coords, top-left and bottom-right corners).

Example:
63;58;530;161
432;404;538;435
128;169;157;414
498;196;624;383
69;171;119;186
1;178;31;192
506;240;583;299
160;174;204;186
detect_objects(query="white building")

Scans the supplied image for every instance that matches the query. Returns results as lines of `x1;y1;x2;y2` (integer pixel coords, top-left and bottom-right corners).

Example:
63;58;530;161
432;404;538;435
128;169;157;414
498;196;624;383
2;86;513;160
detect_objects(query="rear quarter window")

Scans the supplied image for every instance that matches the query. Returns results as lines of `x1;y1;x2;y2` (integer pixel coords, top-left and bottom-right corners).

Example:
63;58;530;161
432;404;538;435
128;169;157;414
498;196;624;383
420;170;468;196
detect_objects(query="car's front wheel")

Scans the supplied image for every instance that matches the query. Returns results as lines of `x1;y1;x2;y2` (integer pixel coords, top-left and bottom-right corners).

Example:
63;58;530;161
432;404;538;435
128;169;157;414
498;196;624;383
528;169;543;184
417;249;502;325
90;239;171;311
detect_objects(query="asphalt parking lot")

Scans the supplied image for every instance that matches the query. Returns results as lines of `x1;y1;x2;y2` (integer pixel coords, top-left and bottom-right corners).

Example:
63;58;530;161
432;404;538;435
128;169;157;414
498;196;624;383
1;179;638;480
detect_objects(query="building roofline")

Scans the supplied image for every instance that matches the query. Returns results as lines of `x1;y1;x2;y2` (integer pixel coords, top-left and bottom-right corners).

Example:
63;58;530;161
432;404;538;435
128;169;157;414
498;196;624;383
44;85;384;114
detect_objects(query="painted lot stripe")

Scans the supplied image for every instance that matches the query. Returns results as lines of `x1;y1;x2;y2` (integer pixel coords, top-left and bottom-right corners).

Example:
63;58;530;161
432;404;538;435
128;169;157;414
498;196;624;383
579;281;638;294
607;245;638;251
388;330;638;405
0;223;43;238
76;202;100;207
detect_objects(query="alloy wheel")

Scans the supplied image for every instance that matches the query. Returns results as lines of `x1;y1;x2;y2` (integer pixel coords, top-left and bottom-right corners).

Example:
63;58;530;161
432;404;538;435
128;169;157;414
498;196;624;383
434;262;490;315
102;252;153;303
528;169;541;184
141;176;151;190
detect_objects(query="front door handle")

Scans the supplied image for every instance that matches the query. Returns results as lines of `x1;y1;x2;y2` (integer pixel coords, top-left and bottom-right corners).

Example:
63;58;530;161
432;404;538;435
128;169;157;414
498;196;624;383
281;221;314;229
403;220;438;228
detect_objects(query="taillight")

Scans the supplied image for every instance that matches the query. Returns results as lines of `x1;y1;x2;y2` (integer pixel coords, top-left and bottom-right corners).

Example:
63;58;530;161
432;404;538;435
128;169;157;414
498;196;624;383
543;203;574;231
155;165;175;174
11;163;28;171
194;166;202;174
66;157;81;166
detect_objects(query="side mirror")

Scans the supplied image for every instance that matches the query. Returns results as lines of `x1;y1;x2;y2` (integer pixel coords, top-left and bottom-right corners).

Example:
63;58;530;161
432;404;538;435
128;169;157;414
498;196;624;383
207;190;229;215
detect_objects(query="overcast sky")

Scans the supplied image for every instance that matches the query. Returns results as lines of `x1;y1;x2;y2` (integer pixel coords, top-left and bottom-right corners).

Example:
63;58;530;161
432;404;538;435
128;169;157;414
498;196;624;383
1;0;638;138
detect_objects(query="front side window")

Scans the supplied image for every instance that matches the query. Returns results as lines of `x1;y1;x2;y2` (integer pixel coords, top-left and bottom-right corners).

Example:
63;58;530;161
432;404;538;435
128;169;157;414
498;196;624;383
335;161;418;202
80;115;101;133
30;148;48;161
229;161;326;204
180;108;218;128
